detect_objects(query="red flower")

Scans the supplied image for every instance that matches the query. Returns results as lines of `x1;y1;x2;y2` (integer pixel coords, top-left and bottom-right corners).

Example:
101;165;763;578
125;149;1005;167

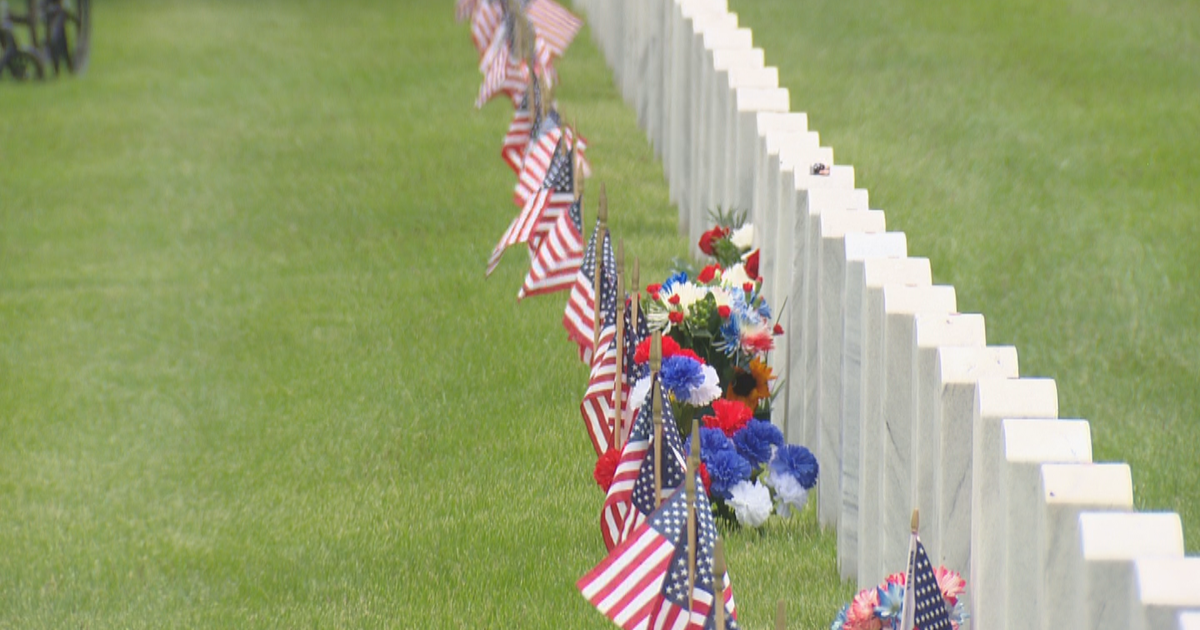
593;448;621;491
698;264;721;284
634;336;703;364
742;282;755;294
668;311;685;324
668;294;681;305
718;305;732;319
699;462;712;494
744;249;760;279
702;399;754;438
773;323;784;335
698;226;729;255
646;283;662;294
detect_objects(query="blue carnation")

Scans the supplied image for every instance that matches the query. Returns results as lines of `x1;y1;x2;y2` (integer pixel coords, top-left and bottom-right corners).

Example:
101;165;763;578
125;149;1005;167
830;604;849;630
704;449;751;499
757;300;771;321
732;419;783;468
661;271;689;293
659;355;705;402
770;444;819;489
875;582;905;622
687;427;735;458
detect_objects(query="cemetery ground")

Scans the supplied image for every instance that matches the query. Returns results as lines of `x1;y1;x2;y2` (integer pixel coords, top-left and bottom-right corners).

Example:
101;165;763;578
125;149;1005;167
0;2;1193;630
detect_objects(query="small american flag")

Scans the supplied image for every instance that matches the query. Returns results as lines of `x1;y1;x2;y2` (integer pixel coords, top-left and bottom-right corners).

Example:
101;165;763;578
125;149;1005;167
518;195;583;299
581;309;618;457
563;218;614;363
513;112;562;207
525;0;583;58
611;380;688;547
486;129;564;276
468;0;503;56
500;76;541;175
580;483;739;630
475;7;555;109
901;536;953;630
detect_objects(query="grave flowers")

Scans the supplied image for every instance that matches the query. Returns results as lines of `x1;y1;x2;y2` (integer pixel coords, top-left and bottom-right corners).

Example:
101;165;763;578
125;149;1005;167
830;568;969;630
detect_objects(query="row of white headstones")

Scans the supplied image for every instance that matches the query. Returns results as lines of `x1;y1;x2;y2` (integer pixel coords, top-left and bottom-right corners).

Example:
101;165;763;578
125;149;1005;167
566;0;1200;627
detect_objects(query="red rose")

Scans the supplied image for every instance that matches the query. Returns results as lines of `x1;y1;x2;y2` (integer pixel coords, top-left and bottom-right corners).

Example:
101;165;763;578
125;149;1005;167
744;249;760;279
718;305;732;319
668;294;681;305
773;323;785;335
698;264;721;284
593;448;621;491
668;311;685;324
698;226;729;255
742;282;755;294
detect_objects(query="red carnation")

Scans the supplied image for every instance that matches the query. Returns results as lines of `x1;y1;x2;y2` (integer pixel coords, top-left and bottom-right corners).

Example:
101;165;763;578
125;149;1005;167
668;311;685;324
702;398;754;438
743;282;755;294
647;283;662;294
668;294;681;305
744;249;760;279
773;323;785;335
718;305;732;319
699;462;712;494
698;226;729;255
698;264;721;284
593;448;621;491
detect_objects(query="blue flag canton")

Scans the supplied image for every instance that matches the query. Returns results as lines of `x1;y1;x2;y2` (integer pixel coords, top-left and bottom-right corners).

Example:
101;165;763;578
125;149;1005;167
544;142;573;193
567;198;583;234
910;540;952;630
595;230;618;316
629;386;687;517
657;474;738;630
623;301;651;383
518;73;542;114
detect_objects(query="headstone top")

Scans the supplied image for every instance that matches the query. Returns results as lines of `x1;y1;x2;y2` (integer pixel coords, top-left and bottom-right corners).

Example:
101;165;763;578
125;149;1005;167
1002;418;1092;463
1134;557;1200;605
1078;512;1183;560
936;345;1019;382
914;313;986;348
844;232;907;261
1039;462;1133;507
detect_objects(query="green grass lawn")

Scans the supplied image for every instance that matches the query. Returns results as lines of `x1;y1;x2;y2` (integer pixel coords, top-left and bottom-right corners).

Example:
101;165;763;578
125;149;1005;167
728;0;1200;552
0;0;848;627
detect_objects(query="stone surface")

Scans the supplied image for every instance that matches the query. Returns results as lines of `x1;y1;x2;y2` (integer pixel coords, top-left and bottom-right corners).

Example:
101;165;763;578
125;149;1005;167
756;128;817;305
1000;418;1093;630
815;211;887;528
852;257;932;586
932;346;1018;574
751;113;808;239
911;313;986;540
1077;512;1183;630
1133;558;1200;630
1179;612;1200;630
971;378;1059;630
836;233;909;580
877;285;958;577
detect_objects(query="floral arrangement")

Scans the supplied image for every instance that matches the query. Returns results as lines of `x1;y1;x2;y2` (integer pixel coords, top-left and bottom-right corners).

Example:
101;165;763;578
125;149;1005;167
830;569;969;630
689;398;818;528
643;212;782;422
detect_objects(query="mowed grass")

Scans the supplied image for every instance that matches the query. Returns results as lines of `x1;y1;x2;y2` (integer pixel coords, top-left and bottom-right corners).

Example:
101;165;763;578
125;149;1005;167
729;0;1200;550
0;0;849;628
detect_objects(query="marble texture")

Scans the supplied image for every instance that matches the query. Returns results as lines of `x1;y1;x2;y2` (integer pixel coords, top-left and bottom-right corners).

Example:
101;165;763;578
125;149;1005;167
1076;512;1183;630
756;129;817;308
1000;418;1094;630
1133;558;1200;630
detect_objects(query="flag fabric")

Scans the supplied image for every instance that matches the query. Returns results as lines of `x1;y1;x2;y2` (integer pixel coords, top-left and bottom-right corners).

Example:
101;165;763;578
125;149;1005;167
486;122;570;276
456;0;480;23
468;0;503;55
579;483;739;630
600;378;685;550
514;112;564;207
475;10;555;109
617;300;651;437
501;76;542;175
519;194;584;299
579;287;619;456
900;535;953;630
563;219;615;363
525;0;583;58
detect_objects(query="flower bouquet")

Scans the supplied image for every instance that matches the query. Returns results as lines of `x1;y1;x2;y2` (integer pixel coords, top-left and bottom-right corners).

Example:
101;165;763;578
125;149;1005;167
830;569;969;630
689;399;819;528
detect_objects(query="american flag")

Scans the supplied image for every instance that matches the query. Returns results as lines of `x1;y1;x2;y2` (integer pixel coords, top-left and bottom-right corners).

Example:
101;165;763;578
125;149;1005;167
600;379;685;551
476;8;555;109
580;483;739;630
486;128;565;276
467;0;503;56
521;133;575;254
579;286;619;457
519;194;584;299
900;535;953;630
563;217;614;363
501;75;542;175
514;112;564;207
618;299;651;434
525;0;583;58
455;0;478;22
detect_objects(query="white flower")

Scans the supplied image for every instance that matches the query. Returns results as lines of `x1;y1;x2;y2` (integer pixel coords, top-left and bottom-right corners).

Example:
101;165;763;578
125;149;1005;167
727;480;773;528
707;285;732;309
628;376;653;420
683;364;722;406
729;223;754;250
720;263;754;290
766;472;809;518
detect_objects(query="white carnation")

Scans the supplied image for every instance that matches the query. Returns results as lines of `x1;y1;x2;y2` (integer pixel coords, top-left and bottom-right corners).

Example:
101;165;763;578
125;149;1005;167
721;263;754;289
683;364;722;406
727;480;773;528
766;472;809;518
729;223;754;250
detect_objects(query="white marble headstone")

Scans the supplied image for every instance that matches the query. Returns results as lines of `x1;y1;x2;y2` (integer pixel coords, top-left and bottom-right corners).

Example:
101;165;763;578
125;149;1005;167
1077;511;1183;630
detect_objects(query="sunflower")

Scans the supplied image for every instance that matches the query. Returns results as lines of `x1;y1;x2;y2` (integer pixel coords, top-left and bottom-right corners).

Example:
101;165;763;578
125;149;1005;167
725;358;774;411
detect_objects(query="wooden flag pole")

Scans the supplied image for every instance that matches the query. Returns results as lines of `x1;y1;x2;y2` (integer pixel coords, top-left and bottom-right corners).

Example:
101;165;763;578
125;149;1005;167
911;508;919;533
775;599;786;630
592;185;608;355
573;149;583;202
612;248;626;451
651;331;663;508
630;257;640;352
686;418;700;616
713;539;729;630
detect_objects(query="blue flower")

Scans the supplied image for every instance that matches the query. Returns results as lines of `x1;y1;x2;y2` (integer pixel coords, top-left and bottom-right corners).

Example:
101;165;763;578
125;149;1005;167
704;448;751;499
757;299;771;321
875;582;905;622
688;427;735;459
661;271;689;293
948;599;969;625
659;355;706;402
830;604;849;630
716;315;742;356
770;444;819;489
732;419;783;468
